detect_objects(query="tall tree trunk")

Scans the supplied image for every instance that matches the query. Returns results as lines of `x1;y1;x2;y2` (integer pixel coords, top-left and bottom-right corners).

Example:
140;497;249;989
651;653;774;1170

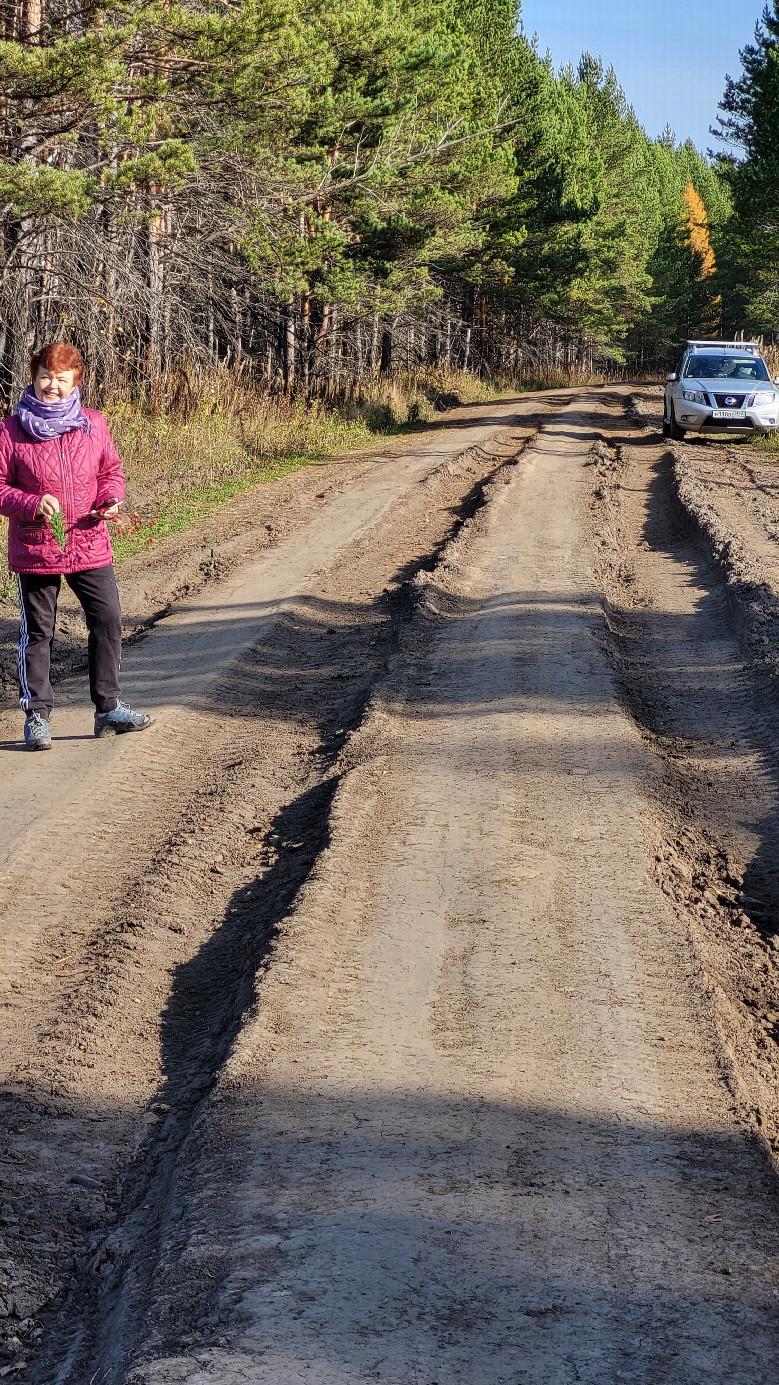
284;296;296;390
355;318;363;381
463;324;472;371
207;271;216;361
327;307;339;390
315;303;332;391
24;0;42;40
380;327;392;375
230;285;242;369
301;292;311;391
147;206;165;379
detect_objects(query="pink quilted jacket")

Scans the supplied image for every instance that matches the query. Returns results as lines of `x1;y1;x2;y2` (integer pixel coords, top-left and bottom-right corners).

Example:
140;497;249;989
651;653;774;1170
0;410;125;574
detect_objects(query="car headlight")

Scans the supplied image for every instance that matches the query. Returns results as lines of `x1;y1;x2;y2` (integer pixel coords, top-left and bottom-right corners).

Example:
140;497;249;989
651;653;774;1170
756;393;778;410
682;389;707;405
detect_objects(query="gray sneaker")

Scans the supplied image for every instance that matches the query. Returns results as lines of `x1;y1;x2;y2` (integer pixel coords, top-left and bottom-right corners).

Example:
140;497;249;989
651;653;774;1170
25;711;52;751
94;700;156;738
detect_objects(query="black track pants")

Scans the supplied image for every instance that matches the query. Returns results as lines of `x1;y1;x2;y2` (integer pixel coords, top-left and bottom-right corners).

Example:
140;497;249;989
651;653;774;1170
17;566;122;718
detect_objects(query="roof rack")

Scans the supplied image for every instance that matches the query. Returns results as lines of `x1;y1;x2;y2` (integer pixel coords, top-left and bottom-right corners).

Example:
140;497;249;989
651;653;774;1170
685;340;762;353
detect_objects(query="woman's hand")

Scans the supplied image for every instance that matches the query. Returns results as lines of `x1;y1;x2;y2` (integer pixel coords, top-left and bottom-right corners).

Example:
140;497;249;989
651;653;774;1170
89;500;121;519
36;494;60;519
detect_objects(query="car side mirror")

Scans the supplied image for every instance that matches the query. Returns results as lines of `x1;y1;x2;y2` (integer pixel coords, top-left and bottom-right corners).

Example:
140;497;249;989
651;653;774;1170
774;376;779;386
666;373;677;382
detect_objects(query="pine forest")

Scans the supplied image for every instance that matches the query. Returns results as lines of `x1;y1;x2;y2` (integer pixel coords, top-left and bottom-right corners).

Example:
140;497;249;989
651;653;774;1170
0;0;777;411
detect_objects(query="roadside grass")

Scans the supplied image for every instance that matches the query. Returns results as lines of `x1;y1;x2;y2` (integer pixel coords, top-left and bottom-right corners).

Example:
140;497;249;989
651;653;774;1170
108;390;375;511
104;362;601;558
0;361;607;597
103;369;485;561
753;431;779;459
108;453;327;560
0;366;491;594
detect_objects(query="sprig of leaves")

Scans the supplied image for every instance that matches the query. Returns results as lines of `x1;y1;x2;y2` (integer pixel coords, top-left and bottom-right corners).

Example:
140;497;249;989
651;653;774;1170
48;508;67;552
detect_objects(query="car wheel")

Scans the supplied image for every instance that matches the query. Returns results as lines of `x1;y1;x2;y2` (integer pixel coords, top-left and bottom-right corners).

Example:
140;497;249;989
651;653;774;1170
668;404;685;441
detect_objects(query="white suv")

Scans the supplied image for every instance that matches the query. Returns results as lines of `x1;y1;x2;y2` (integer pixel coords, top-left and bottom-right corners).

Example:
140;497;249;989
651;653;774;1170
663;340;779;439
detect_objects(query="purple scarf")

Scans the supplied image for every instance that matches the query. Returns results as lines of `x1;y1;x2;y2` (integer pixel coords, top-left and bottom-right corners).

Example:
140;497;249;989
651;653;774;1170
16;385;91;442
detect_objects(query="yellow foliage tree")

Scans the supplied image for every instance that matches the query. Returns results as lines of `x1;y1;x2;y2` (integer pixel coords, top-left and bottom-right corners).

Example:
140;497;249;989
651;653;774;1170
684;183;716;278
682;182;721;334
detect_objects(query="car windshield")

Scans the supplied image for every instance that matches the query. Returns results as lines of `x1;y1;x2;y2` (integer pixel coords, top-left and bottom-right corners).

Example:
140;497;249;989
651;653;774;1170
684;354;770;382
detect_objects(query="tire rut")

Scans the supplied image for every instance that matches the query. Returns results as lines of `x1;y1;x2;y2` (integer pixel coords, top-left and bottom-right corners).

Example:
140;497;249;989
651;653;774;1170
116;392;779;1385
592;406;779;1165
11;422;537;1384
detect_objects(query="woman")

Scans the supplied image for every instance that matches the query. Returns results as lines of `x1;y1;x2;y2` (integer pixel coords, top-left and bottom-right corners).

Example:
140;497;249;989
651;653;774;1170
0;341;154;750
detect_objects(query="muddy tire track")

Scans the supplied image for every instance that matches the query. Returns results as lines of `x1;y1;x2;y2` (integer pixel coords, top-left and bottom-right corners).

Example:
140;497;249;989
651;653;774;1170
100;393;779;1385
594;400;779;1166
8;390;779;1385
0;411;541;1381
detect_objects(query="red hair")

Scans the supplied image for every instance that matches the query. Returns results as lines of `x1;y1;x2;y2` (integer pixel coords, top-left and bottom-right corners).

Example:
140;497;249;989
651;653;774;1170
30;341;84;385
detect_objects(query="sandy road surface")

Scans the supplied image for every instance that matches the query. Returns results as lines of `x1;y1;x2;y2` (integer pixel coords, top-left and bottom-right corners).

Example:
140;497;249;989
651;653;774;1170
4;390;779;1384
0;393;548;1371
123;399;778;1382
0;398;536;1039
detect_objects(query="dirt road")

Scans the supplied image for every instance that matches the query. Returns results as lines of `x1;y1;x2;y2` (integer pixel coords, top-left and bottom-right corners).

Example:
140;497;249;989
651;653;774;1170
3;390;779;1384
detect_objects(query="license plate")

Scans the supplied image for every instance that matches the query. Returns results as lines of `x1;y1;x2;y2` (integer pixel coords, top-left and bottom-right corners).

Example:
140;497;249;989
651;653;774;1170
712;409;746;419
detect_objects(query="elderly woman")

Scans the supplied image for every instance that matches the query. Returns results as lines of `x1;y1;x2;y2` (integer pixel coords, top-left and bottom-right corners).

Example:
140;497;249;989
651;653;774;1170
0;341;153;750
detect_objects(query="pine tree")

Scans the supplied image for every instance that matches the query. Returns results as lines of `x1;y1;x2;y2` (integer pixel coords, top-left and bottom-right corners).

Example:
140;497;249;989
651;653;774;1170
715;1;779;331
0;0;748;394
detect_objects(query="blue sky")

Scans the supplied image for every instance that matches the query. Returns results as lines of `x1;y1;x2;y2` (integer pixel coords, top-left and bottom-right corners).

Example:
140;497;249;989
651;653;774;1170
519;0;767;153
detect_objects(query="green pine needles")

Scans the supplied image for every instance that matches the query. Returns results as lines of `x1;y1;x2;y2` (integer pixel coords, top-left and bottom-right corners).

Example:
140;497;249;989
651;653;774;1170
0;0;768;383
49;508;67;552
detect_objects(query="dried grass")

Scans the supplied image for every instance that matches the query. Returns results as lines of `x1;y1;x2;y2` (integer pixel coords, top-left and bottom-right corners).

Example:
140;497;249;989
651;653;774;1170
0;360;659;599
107;387;375;513
0;368;483;594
